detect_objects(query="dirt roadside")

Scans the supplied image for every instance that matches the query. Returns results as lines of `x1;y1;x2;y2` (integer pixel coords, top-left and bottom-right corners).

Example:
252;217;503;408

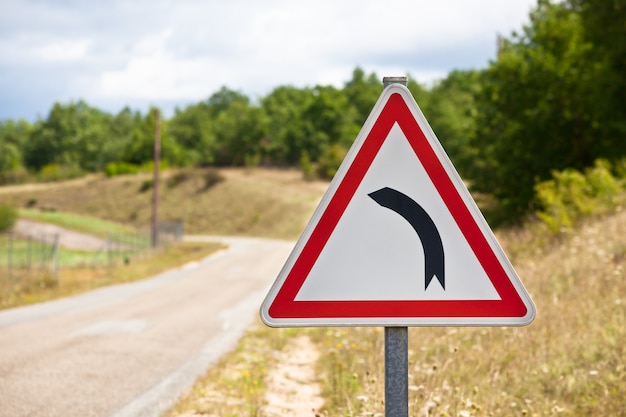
263;335;324;417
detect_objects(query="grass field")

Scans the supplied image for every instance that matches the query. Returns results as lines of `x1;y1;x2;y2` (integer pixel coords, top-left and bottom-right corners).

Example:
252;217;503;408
1;168;624;416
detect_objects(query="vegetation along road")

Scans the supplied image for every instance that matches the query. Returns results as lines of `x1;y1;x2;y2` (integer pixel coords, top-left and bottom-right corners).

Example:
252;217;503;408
0;235;293;417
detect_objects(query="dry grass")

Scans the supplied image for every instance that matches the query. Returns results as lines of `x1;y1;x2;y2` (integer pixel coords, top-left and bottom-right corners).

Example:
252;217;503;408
307;209;626;417
0;242;223;309
169;208;625;417
166;323;298;417
0;167;327;239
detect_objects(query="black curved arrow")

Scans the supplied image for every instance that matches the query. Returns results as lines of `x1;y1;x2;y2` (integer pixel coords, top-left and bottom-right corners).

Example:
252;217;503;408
368;187;445;290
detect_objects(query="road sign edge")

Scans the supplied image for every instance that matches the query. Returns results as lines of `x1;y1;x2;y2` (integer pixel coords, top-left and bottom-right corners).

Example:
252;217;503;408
259;84;536;327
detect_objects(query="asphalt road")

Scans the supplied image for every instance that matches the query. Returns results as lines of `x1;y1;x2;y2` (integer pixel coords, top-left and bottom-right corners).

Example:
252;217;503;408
0;236;294;417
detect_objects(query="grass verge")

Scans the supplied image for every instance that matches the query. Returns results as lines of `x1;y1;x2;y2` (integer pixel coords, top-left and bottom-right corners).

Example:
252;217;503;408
19;208;135;238
0;241;223;310
166;323;298;417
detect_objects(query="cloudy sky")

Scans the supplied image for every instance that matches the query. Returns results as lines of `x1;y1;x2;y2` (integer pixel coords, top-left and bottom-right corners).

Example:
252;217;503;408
0;0;536;122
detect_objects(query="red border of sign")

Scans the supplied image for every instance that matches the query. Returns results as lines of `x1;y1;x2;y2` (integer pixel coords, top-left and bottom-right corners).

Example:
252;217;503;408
266;92;528;320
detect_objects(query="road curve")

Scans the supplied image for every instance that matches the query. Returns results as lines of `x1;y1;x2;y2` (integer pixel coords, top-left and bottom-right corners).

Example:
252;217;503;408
0;236;294;417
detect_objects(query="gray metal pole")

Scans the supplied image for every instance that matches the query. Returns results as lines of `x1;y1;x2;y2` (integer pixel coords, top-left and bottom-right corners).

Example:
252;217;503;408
385;327;409;417
382;75;409;417
383;76;408;88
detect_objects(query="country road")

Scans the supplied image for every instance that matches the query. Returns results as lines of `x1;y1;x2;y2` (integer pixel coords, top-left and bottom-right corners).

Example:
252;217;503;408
0;236;294;417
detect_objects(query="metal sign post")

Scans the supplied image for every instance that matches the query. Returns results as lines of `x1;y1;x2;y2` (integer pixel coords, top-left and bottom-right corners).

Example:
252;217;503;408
382;76;409;417
385;326;409;416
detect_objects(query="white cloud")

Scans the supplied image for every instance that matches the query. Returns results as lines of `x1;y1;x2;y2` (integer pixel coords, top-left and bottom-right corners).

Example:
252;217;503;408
0;35;90;64
0;0;537;120
33;38;93;63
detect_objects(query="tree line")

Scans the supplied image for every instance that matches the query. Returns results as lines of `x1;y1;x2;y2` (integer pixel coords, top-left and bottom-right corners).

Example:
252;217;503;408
0;0;623;224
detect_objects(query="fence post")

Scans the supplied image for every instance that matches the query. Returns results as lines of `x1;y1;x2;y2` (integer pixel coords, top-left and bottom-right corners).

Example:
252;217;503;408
27;235;32;270
53;234;59;278
176;221;184;241
8;231;13;276
107;234;113;267
40;233;45;270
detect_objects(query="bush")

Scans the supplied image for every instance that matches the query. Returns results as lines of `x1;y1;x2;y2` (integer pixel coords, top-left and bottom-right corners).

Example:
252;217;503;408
534;159;623;233
104;161;170;177
0;204;18;232
0;167;32;185
316;145;347;180
299;151;316;180
104;162;141;177
38;164;84;182
139;179;153;193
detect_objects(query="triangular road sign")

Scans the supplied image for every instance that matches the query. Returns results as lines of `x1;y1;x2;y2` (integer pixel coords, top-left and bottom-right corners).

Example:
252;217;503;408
260;84;535;327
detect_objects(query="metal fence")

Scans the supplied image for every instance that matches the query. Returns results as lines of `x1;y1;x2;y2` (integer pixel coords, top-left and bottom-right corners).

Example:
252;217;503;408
0;221;184;278
0;232;60;276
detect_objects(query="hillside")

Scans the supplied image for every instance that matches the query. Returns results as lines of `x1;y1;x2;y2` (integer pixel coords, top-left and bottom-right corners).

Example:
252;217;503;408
0;168;328;240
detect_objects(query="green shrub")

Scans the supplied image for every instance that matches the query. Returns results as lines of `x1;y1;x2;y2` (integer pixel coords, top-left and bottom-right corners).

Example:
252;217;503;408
316;145;347;180
0;167;32;185
0;204;18;232
299;151;316;180
38;164;83;182
534;159;623;233
586;159;621;204
104;161;170;177
139;179;153;192
140;161;170;173
104;162;141;177
244;153;261;168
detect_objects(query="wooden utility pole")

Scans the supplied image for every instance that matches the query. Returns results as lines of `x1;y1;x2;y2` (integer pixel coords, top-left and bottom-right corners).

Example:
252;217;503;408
151;109;161;248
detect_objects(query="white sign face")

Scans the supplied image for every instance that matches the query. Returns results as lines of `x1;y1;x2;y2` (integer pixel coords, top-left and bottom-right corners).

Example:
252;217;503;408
260;84;536;327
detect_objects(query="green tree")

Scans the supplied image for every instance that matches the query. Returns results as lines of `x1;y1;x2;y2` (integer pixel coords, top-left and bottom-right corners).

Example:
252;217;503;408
210;98;267;166
24;101;112;172
169;87;264;166
122;108;185;167
105;107;142;166
0;204;17;232
302;85;360;161
569;0;626;150
343;68;381;125
0;119;31;182
168;103;218;166
205;86;250;117
261;85;314;164
468;0;612;221
421;70;480;175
